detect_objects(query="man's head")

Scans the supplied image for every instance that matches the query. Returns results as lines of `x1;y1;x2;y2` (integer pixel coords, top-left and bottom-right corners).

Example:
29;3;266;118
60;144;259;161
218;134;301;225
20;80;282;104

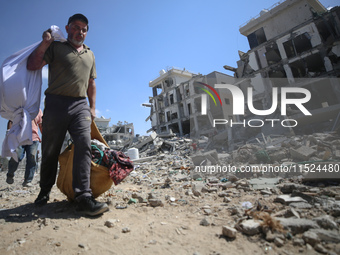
67;14;89;29
66;13;89;48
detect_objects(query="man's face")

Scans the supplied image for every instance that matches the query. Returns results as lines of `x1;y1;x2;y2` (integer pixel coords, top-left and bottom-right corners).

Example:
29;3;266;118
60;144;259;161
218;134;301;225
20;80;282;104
66;20;88;47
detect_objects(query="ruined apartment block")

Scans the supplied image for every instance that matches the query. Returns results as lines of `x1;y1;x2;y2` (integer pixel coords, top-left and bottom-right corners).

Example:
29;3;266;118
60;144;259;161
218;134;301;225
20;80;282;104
225;0;340;134
148;68;234;137
93;116;134;150
147;0;340;148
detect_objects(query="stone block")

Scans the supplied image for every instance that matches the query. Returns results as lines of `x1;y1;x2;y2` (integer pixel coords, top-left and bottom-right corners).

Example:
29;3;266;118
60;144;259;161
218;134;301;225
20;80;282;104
222;226;237;239
290;146;316;161
275;218;319;234
239;219;261;236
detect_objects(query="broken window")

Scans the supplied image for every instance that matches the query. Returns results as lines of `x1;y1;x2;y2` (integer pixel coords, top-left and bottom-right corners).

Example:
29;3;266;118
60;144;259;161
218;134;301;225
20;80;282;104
184;84;190;98
176;88;182;101
268;67;288;87
188;103;191;115
247;27;267;49
305;53;326;75
166;111;170;122
169;94;174;104
194;97;202;113
164;78;174;88
168;123;180;134
290;53;326;77
164;95;169;107
152;84;162;97
257;47;268;68
182;120;190;135
315;14;338;43
283;40;295;58
316;20;333;42
290;59;306;78
224;98;230;105
283;33;313;58
159;112;165;124
179;103;185;117
265;43;282;65
294;33;312;54
157;97;164;110
171;112;178;120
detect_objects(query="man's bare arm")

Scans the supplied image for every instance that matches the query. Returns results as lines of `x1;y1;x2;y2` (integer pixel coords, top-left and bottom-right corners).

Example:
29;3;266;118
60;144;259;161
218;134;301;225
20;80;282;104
27;30;54;70
87;78;97;120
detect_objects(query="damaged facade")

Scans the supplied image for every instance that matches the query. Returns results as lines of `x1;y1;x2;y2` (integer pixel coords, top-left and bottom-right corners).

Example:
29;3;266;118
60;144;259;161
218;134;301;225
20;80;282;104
147;0;340;150
94;116;134;150
228;0;340;136
147;68;235;138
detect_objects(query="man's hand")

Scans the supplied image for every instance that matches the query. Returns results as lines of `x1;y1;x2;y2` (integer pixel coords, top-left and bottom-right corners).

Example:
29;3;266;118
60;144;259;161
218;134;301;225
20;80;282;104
42;29;54;44
90;108;96;121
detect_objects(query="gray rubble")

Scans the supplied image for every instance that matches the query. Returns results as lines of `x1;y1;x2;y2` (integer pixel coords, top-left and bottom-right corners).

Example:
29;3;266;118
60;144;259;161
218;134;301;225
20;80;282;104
116;129;340;254
1;130;340;254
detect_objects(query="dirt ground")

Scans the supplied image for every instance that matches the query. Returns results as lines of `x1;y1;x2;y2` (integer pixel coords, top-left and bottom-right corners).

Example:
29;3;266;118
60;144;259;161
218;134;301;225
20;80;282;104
0;166;323;255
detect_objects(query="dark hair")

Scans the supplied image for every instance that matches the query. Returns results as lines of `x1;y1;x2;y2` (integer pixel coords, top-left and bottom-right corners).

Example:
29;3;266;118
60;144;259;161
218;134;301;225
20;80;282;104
68;13;89;30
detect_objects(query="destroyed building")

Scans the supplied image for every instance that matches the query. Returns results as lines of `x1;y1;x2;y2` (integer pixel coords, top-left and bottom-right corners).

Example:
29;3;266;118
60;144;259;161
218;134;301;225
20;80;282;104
147;67;235;137
94;116;135;150
146;0;340;151
224;0;340;136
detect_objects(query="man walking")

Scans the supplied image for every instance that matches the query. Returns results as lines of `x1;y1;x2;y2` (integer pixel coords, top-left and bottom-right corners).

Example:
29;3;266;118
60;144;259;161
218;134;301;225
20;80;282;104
27;14;108;216
6;109;43;187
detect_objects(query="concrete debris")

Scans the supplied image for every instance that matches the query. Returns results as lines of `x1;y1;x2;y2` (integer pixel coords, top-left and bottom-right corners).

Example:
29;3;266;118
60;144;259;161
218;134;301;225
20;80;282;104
274;218;320;235
274;195;307;205
222;226;237;239
1;121;340;254
237;219;261;236
290;146;317;161
89;127;340;254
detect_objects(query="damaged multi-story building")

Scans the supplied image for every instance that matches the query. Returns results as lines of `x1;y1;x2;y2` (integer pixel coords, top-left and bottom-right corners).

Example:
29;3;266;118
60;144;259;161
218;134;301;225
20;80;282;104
93;116;135;150
147;0;340;150
224;0;340;135
146;68;235;138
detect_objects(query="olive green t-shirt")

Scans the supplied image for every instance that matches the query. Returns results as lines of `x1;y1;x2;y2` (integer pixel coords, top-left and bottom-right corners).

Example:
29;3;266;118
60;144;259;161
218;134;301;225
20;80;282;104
43;41;97;98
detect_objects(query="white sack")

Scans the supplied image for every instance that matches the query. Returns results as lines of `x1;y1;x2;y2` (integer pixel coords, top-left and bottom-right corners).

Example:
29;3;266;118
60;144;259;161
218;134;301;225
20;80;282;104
0;26;66;160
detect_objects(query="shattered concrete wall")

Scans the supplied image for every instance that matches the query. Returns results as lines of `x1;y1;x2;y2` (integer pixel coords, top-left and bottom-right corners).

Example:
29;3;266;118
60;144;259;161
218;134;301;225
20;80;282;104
148;68;194;135
228;1;340;143
147;68;234;138
239;0;327;46
146;0;340;152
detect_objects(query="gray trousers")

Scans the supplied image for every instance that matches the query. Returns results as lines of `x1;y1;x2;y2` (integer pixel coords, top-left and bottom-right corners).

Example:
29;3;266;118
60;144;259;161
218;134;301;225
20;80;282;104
40;94;92;201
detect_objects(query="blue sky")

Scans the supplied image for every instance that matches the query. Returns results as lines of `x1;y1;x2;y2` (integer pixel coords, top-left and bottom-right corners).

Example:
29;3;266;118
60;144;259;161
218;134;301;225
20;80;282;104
0;0;338;148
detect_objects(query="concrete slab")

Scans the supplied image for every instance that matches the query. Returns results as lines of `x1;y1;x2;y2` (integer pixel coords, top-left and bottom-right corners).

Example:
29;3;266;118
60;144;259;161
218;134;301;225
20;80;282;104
249;177;281;190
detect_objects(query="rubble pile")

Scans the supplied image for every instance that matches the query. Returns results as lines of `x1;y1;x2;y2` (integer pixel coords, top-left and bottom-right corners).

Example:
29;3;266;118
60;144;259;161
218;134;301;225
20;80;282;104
114;167;340;254
126;130;340;181
0;130;340;254
219;132;340;165
112;130;340;254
